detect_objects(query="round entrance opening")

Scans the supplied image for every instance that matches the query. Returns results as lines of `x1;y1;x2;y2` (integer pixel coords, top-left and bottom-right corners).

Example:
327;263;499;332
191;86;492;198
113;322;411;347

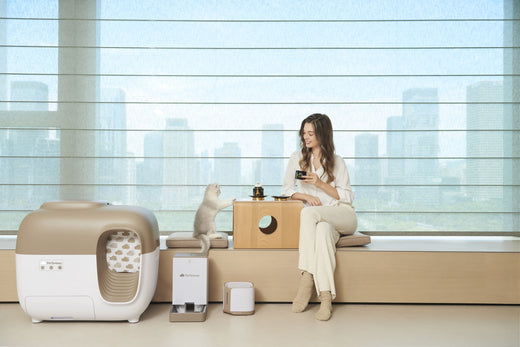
258;215;278;235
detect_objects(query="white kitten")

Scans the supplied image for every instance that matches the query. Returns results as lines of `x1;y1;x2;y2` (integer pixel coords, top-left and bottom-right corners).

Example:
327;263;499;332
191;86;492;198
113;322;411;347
193;183;235;254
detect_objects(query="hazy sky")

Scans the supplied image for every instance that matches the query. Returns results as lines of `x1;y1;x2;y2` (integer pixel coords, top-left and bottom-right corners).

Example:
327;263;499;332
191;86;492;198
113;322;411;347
5;0;507;160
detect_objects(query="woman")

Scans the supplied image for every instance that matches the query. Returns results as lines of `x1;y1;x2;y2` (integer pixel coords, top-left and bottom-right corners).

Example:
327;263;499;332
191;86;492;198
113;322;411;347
282;113;357;321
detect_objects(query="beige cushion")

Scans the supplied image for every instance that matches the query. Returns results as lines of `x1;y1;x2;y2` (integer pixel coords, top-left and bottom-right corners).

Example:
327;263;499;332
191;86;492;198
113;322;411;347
336;232;371;247
166;231;229;249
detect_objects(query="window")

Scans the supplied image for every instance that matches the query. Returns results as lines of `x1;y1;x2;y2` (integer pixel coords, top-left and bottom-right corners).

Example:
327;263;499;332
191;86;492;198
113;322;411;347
1;0;518;235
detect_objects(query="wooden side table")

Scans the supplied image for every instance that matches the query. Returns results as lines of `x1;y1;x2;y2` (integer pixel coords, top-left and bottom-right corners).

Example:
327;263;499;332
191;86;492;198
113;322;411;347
233;200;303;249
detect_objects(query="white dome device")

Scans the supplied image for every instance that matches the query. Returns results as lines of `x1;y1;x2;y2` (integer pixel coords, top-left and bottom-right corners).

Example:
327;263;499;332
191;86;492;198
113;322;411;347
15;201;160;323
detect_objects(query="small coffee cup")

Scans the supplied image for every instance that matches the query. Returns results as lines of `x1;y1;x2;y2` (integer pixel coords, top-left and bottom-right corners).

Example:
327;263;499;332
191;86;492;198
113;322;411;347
295;170;307;180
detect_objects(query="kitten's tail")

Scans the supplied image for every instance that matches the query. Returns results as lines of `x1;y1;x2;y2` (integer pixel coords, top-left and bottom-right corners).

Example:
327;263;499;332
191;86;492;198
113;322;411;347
195;234;210;255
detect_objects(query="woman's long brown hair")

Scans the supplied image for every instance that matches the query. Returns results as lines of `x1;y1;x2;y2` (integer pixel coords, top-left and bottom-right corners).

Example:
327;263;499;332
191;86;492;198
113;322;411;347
298;113;336;183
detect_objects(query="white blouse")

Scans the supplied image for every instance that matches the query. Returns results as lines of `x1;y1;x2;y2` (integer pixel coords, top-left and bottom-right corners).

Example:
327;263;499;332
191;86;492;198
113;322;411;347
282;151;354;207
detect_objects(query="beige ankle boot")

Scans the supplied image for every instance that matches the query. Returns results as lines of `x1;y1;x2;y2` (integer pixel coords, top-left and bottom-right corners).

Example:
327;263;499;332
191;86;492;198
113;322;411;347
315;291;332;321
291;271;314;313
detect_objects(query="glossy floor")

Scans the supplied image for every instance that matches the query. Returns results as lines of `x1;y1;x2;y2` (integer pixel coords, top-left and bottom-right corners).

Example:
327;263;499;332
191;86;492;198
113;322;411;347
1;303;518;347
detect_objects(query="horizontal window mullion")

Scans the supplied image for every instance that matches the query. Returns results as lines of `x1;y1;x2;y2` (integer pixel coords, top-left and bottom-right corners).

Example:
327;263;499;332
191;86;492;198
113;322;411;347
3;101;519;105
3;72;520;78
347;211;518;215
2;155;518;160
2;127;518;133
2;44;519;50
2;18;519;23
355;184;520;187
2;183;519;187
362;231;520;236
4;209;514;214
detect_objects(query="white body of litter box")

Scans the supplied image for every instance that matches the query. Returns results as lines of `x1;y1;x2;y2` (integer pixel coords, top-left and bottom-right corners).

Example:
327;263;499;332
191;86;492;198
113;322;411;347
15;201;160;323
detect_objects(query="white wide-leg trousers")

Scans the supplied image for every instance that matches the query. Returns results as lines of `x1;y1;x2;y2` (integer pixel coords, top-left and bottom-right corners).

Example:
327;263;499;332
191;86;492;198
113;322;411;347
298;204;357;299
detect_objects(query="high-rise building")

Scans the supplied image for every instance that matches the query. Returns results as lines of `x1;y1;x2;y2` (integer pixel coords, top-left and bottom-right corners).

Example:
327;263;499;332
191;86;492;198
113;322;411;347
199;149;212;187
163;118;196;208
3;81;59;208
261;124;284;188
386;116;404;185
402;88;440;181
10;81;48;111
214;142;241;199
355;133;380;198
95;88;127;203
466;81;504;201
402;88;440;204
137;132;164;209
32;135;60;204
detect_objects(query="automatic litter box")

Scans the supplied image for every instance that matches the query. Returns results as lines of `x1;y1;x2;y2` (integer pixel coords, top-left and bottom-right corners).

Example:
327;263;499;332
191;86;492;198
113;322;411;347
15;201;160;323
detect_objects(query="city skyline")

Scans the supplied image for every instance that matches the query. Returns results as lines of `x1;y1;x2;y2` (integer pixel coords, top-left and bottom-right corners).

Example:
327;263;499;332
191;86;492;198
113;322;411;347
0;77;509;233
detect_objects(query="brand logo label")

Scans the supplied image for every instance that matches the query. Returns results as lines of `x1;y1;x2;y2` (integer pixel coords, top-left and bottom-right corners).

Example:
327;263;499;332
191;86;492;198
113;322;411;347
40;259;64;271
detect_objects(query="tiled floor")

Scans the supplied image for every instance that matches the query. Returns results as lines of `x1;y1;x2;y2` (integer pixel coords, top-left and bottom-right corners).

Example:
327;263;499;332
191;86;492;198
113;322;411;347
1;302;519;347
